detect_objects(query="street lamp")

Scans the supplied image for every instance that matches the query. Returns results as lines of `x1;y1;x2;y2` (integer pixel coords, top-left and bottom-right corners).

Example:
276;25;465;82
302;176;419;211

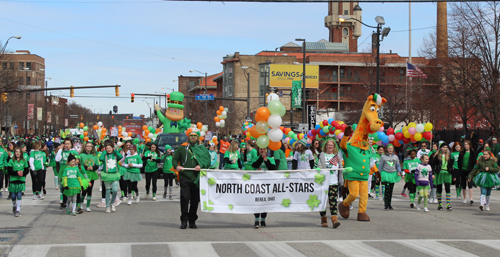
339;15;390;94
295;38;306;124
189;70;208;125
241;66;258;117
0;36;21;54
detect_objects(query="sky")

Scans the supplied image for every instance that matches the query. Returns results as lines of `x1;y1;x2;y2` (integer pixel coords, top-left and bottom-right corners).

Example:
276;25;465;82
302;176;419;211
0;0;440;119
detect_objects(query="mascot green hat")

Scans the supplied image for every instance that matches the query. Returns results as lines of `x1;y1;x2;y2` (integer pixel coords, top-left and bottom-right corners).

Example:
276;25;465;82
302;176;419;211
168;92;184;110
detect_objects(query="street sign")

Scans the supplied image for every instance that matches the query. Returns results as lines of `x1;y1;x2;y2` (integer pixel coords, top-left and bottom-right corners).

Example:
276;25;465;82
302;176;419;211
195;94;214;100
307;105;317;131
133;117;141;120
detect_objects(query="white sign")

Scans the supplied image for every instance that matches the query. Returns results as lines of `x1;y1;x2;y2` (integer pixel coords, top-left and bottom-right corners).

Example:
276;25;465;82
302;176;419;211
199;170;330;214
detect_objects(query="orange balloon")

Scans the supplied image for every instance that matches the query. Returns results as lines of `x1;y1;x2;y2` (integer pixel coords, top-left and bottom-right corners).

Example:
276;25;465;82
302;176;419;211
83;131;88;136
284;128;292;135
128;132;132;137
250;126;265;138
142;125;148;130
118;125;122;129
219;106;224;112
216;110;221;116
144;129;150;135
214;141;218;145
199;136;204;141
84;136;89;142
79;123;84;128
197;122;203;129
268;140;282;151
102;128;107;133
393;139;401;147
118;129;122;134
93;125;98;130
146;138;151;143
245;137;251;141
214;117;220;122
256;107;270;122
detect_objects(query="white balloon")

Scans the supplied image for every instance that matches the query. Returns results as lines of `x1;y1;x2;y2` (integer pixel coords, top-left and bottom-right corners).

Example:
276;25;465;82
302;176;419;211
416;124;425;133
267;128;283;142
267;93;279;102
221;111;227;116
148;133;154;138
201;125;208;132
97;122;103;127
224;108;228;113
267;114;282;129
122;127;126;132
216;122;220;127
116;142;123;147
121;132;128;137
220;123;225;128
220;120;225;125
200;131;205;137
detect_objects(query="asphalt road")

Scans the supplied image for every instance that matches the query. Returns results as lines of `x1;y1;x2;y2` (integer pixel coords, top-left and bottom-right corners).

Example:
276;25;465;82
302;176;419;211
1;167;500;257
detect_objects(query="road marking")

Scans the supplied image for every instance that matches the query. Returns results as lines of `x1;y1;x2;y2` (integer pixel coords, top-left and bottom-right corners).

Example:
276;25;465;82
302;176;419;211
168;242;218;257
246;241;305;257
9;245;50;257
323;241;391;257
474;240;500;251
397;240;478;257
86;243;131;257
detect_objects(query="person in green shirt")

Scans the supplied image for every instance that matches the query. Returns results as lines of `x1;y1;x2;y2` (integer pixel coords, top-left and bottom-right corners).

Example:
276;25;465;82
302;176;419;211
143;143;161;200
0;140;9;199
29;141;48;200
450;142;462;199
403;148;421;208
99;141;123;213
162;145;174;200
251;145;277;228
373;146;385;200
7;148;29;217
244;140;258;171
273;144;288;171
224;141;242;170
48;144;59;191
458;140;476;204
208;143;218;170
62;154;84;216
430;142;454;211
4;142;16;200
122;145;143;205
173;131;210;229
56;138;80;209
79;142;100;212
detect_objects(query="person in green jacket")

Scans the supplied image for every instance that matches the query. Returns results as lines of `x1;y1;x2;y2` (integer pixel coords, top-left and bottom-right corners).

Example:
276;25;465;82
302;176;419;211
99;141;123;213
162;145;174;200
0;140;9;199
62;154;84;216
273;144;288;171
208;143;218;169
173;131;210;229
251;145;277;228
29;141;48;200
143;143;160;200
468;150;500;211
244;140;258;170
7;148;29;217
122;145;143;205
56;138;79;209
79;142;100;212
223;141;242;170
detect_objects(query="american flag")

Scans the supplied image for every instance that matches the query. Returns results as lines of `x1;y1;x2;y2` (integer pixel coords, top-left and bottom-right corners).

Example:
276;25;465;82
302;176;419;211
329;155;339;167
407;62;427;79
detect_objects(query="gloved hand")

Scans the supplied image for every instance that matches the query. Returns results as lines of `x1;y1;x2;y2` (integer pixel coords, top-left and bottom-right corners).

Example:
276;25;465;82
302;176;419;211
63;186;69;191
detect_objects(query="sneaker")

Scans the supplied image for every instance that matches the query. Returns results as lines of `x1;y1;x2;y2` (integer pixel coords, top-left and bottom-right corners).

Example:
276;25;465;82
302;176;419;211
424;207;429;212
485;205;490;211
13;206;16;214
122;197;128;203
260;221;266;227
145;194;149;199
152;197;157;201
106;207;111;213
169;196;173;200
446;204;453;210
349;204;353;210
43;189;47;195
59;200;63;204
384;206;389;211
111;205;116;212
77;208;83;214
22;192;25;196
136;195;140;203
410;203;415;208
38;194;44;200
99;186;102;192
433;199;438;204
463;199;467;204
163;192;167;199
120;196;124;200
127;199;132;205
254;221;259;229
86;208;92;212
416;205;421;211
438;205;443;211
55;186;59;190
457;196;461;200
33;195;36;200
15;211;20;217
401;193;408;198
113;199;121;207
479;205;484;211
72;212;77;216
388;206;394;210
470;200;474;205
96;202;106;208
375;195;379;200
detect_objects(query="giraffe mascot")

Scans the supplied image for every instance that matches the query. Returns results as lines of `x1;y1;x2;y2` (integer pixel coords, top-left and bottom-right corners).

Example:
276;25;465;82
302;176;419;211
338;93;387;221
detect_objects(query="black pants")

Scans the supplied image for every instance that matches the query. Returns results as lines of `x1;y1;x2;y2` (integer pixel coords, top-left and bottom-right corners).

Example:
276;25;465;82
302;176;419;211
81;180;95;199
127;180;139;195
30;170;40;193
460;172;474;189
145;170;158;194
0;171;9;188
164;173;174;187
254;213;267;219
408;182;416;195
383;182;395;207
436;183;451;194
38;170;46;192
119;176;128;196
180;178;199;223
101;181;106;198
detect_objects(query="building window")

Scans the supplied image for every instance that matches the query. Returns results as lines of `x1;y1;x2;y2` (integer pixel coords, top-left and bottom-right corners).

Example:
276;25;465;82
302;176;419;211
340;68;345;78
343;28;349;37
19;62;24;70
26;62;32;70
344;10;349;15
26;77;31;86
1;62;6;71
400;69;405;76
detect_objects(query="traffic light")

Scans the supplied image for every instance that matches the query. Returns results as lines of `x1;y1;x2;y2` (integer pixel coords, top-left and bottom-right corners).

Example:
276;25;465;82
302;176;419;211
112;115;114;119
1;93;7;102
70;86;74;98
115;86;120;97
81;115;83;120
131;93;135;103
97;115;99;119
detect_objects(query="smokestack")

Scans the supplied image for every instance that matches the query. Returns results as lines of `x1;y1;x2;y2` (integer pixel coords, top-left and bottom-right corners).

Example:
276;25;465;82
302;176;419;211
436;2;448;59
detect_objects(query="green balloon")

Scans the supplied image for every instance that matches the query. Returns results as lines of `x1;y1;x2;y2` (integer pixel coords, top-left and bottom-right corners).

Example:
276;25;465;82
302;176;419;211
279;104;286;117
371;133;379;141
267;100;283;115
323;126;329;133
80;134;84;139
83;126;88;131
256;135;270;148
148;127;154;133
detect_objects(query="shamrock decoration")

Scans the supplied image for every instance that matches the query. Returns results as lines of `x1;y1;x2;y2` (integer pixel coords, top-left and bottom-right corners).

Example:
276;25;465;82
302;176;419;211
281;199;291;207
200;170;207;177
284;172;290;178
306;195;320;210
200;189;206;195
202;201;213;211
208;177;216;186
228;204;233;210
208;199;214;205
314;173;325;185
242;173;251;181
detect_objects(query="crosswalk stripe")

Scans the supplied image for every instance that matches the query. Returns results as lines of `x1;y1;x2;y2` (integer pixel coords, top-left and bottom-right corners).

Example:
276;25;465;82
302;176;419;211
9;245;50;257
397;240;478;257
473;240;500;251
322;241;391;257
168;242;218;257
246;242;306;257
85;243;131;257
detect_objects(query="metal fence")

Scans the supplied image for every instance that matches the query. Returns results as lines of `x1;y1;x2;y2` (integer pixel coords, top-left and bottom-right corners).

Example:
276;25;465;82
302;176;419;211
432;128;494;144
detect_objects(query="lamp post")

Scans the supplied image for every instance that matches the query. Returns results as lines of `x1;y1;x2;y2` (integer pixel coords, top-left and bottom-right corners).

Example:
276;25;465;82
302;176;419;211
339;15;390;94
0;36;21;54
190;70;208;125
295;38;306;124
241;66;259;117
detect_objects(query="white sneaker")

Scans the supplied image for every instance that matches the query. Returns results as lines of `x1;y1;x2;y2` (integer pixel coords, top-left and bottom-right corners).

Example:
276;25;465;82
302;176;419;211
59;200;63;204
416;205;421;211
105;207;111;213
127;199;132;205
145;194;149;199
122;197;128;203
485;205;490;211
424;207;429;212
111;205;116;212
113;199;121;207
55;186;59;190
152;197;157;201
457;196;461;200
433;199;438;204
86;208;92;212
99;186;102;192
96;202;106;208
463;199;467;204
38;194;44;200
349;204;353;210
136;195;140;203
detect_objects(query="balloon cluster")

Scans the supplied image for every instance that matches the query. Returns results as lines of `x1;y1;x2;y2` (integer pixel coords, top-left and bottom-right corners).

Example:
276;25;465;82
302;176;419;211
214;106;228;128
307;119;348;141
371;122;434;147
282;127;306;148
247;93;286;150
142;125;161;143
92;121;107;141
185;122;209;141
117;125;133;139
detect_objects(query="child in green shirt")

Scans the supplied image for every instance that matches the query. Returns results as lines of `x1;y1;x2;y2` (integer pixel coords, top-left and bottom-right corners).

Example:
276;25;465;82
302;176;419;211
162;145;174;200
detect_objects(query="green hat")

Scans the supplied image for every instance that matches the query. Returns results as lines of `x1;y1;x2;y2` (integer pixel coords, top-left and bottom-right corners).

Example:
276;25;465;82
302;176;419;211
165;144;172;150
240;142;246;148
188;130;200;138
168;92;185;110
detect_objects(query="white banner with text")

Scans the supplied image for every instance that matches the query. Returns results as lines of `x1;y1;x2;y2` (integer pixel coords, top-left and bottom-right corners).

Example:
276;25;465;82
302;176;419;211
199;170;330;214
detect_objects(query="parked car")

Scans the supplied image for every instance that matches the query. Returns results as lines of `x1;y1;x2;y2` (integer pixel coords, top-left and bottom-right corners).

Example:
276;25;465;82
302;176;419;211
155;133;188;153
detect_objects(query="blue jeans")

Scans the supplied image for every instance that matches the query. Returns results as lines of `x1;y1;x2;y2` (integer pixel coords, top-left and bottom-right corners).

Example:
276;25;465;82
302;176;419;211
480;187;492;196
10;192;22;201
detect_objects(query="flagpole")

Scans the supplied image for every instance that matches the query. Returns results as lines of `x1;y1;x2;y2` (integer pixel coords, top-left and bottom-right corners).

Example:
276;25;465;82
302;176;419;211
408;2;412;119
405;59;408;113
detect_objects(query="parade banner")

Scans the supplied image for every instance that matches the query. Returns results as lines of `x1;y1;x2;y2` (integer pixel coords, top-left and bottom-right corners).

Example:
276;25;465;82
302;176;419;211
27;104;34;120
199;170;330;214
47;112;51;123
292;81;302;108
37;107;43;121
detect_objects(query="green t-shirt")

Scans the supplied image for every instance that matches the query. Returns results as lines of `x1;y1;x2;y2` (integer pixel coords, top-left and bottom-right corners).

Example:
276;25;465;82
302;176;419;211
274;149;288;171
462;151;470;170
0;147;8;168
79;153;98;170
99;150;123;173
224;151;241;170
441;154;449;174
62;166;82;188
7;159;28;183
124;154;142;173
256;157;275;171
144;150;159;173
403;158;421;172
162;155;174;173
29;150;47;170
245;149;258;170
451;152;460;169
58;149;80;177
23;152;28;161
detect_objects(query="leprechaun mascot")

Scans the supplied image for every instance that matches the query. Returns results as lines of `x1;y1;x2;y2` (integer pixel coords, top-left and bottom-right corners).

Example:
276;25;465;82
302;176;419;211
154;92;191;133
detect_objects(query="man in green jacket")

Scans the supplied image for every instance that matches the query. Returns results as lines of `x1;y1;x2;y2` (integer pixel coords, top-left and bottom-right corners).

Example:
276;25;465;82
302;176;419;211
173;131;210;229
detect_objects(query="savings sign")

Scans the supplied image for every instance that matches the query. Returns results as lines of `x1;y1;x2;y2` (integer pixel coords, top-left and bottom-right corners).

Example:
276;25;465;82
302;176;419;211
269;64;319;88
